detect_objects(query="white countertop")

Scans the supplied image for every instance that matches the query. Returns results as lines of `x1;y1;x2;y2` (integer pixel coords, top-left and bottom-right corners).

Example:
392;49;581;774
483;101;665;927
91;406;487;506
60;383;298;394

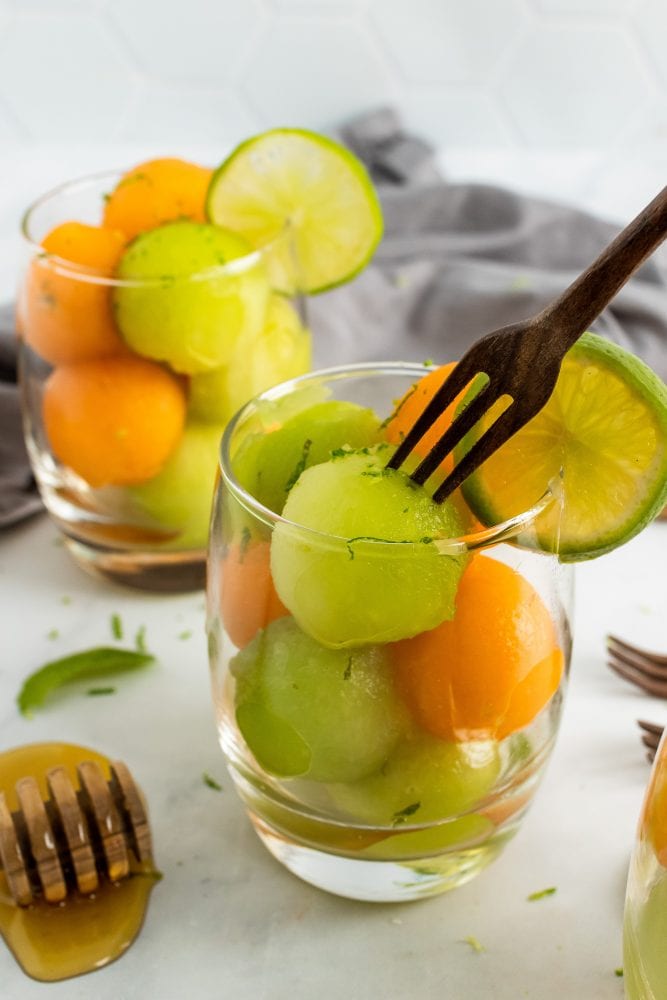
1;146;666;999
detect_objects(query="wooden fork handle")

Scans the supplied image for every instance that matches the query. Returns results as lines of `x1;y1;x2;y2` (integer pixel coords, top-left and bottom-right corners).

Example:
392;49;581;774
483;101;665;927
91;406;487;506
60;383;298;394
539;185;667;351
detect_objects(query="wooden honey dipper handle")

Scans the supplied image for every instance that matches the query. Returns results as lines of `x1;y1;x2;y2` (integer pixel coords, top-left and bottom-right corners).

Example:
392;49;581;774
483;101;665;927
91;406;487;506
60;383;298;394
0;760;153;907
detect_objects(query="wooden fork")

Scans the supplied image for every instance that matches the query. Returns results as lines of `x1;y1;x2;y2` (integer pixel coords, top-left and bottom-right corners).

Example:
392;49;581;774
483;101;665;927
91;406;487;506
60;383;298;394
387;186;667;502
607;634;667;698
638;719;664;763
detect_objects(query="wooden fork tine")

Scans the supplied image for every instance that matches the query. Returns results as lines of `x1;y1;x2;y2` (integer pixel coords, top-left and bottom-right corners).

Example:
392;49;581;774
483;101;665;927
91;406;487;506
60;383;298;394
387;357;488;471
608;647;667;681
607;656;667;697
410;383;494;485
431;404;525;504
607;635;667;667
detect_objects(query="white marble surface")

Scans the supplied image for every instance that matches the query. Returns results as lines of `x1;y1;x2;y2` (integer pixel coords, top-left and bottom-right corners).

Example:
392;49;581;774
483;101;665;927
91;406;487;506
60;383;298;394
1;148;666;998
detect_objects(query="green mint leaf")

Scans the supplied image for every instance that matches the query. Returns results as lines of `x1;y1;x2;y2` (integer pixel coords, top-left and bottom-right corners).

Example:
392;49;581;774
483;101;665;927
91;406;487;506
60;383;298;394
17;647;156;717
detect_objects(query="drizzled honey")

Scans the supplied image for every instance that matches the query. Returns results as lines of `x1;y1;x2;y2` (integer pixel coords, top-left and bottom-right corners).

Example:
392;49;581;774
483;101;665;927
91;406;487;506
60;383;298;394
0;742;159;982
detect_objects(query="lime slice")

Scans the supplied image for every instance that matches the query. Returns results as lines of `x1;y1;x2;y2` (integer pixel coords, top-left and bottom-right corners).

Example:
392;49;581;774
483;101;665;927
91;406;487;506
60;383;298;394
459;332;667;561
205;128;383;293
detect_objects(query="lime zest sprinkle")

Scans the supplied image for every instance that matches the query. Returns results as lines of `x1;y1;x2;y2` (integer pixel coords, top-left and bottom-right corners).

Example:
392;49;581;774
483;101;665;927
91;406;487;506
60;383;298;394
202;772;223;791
17;646;155;717
461;936;485;954
178;630;193;640
111;613;123;640
614;968;623;978
392;801;421;826
87;686;116;697
527;886;557;901
135;625;147;653
46;628;59;640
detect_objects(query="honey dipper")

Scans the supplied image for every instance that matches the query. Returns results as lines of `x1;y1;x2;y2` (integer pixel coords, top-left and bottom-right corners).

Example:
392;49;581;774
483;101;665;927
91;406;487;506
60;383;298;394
0;759;153;906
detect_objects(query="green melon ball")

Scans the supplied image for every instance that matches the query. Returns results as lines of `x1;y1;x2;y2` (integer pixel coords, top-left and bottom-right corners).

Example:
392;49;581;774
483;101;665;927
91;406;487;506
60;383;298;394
231;616;409;783
233;399;383;514
127;421;222;549
271;446;467;647
189;295;312;425
114;221;270;374
332;736;500;826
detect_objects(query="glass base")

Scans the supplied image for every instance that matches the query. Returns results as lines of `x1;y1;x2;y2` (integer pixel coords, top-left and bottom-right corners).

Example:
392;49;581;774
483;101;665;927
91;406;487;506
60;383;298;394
63;536;206;592
249;812;509;903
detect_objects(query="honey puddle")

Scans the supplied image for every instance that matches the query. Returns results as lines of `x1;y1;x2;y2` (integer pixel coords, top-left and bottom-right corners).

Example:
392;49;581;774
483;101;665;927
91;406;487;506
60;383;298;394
0;742;160;982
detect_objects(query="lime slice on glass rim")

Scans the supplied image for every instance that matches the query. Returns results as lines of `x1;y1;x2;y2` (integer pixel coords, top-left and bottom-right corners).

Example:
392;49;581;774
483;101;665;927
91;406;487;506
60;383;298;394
457;332;667;561
205;127;383;294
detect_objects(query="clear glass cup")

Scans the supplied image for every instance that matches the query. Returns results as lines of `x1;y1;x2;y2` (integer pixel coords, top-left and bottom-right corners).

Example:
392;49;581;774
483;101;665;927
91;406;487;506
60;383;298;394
623;729;667;997
17;172;309;592
207;363;574;902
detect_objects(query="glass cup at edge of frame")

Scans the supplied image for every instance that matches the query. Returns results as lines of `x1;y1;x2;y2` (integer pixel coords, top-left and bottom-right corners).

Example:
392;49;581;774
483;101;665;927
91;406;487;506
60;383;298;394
623;728;667;998
206;363;574;902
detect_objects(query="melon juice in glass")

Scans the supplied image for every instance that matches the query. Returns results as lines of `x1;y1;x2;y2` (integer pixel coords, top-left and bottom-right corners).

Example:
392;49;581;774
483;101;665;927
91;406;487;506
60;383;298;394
17;168;309;592
207;363;574;902
623;728;667;999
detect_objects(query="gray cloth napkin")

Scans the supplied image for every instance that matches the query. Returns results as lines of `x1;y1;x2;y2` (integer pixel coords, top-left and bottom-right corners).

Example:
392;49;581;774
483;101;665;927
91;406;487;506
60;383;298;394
2;106;666;528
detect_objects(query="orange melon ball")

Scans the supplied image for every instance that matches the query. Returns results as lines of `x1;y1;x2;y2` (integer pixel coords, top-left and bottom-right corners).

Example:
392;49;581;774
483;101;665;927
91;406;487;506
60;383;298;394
642;746;667;867
384;362;458;476
102;158;213;240
392;554;564;742
221;538;289;649
43;356;186;488
22;222;128;365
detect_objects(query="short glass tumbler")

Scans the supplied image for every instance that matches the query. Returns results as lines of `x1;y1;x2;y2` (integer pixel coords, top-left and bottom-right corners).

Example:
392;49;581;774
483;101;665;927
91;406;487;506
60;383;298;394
623;728;667;998
207;363;574;902
18;171;309;592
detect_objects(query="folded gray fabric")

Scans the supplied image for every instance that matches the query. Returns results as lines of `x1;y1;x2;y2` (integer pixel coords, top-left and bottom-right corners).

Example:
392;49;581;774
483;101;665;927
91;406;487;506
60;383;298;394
2;107;666;528
0;305;43;528
311;107;667;378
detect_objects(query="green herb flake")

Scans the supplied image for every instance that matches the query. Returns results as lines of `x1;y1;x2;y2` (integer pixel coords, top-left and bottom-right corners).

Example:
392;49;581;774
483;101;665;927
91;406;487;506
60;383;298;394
461;936;485;954
17;646;156;717
527;886;557;902
110;613;123;640
46;628;59;640
135;625;147;653
87;686;116;697
285;438;312;493
343;657;352;680
392;801;421;826
423;358;435;367
614;968;623;978
178;630;193;641
203;772;223;791
239;526;252;560
61;595;71;605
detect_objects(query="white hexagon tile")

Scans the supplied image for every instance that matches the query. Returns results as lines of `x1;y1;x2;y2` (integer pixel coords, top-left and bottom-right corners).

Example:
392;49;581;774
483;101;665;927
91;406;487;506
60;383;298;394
0;0;665;155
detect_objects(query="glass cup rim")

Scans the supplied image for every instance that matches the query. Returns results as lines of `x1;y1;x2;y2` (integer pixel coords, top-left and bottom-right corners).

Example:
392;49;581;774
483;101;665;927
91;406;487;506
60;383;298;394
218;361;562;556
20;168;279;288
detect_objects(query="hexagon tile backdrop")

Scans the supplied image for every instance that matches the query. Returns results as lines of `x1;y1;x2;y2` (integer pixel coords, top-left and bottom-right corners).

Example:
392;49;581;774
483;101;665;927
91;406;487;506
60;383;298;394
0;0;666;152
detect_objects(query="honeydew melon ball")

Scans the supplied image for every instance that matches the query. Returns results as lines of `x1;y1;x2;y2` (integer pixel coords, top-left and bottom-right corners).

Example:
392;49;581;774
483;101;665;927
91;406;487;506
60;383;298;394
114;221;270;374
127;421;222;549
188;295;312;425
626;875;667;995
231;616;409;782
333;736;500;825
331;736;499;858
271;446;467;648
233;400;382;514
